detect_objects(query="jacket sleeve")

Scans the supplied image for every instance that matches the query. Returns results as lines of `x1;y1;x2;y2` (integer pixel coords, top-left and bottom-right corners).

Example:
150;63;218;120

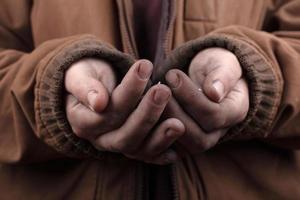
0;1;134;163
163;0;300;148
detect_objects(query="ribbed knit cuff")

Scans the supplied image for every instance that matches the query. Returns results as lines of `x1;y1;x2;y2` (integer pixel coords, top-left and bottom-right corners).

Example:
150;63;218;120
161;34;283;140
35;35;134;158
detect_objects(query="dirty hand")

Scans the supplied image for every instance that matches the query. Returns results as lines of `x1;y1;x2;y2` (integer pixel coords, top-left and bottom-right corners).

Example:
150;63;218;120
164;48;249;154
65;59;185;164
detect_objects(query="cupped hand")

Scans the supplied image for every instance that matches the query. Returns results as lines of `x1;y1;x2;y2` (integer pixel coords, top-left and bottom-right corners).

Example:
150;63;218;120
164;48;249;154
65;59;185;164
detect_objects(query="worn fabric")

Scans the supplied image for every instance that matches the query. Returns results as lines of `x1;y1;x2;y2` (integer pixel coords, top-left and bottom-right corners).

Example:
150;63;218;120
0;0;300;199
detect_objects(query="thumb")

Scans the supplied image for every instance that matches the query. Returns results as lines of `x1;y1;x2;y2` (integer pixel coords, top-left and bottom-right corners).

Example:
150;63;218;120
202;64;241;103
85;79;110;112
65;58;116;112
189;48;242;103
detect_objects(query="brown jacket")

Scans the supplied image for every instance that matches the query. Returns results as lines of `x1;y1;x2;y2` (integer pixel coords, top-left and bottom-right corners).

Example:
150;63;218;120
1;0;300;199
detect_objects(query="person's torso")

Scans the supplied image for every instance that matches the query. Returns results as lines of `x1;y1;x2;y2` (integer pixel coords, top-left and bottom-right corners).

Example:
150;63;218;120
5;1;300;200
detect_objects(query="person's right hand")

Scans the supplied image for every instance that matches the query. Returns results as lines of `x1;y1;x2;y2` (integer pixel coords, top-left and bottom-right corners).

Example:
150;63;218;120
64;59;185;165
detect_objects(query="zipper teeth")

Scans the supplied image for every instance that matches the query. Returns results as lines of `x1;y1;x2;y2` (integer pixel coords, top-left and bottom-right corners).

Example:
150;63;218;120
171;165;179;200
118;0;177;199
166;2;178;200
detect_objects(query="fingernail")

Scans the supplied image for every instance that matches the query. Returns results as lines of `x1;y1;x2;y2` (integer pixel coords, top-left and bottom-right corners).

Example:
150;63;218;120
166;71;180;88
212;80;224;102
137;61;153;79
87;90;98;111
153;88;170;105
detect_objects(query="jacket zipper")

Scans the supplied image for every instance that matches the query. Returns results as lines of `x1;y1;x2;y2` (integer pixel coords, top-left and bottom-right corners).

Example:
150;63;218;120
152;0;180;197
117;0;178;199
171;164;179;200
135;162;148;200
159;1;180;200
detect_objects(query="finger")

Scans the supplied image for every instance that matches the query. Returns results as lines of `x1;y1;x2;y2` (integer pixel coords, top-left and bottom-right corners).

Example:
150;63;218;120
188;48;242;102
94;84;171;154
202;63;242;103
65;94;105;140
166;69;222;131
220;78;249;127
65;59;115;112
111;59;153;115
163;97;226;154
139;118;185;157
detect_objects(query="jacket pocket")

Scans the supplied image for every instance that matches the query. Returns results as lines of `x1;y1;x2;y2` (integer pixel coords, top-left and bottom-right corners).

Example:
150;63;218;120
184;0;217;21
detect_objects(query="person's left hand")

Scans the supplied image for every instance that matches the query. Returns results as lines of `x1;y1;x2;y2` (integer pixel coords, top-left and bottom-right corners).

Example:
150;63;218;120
164;47;249;154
